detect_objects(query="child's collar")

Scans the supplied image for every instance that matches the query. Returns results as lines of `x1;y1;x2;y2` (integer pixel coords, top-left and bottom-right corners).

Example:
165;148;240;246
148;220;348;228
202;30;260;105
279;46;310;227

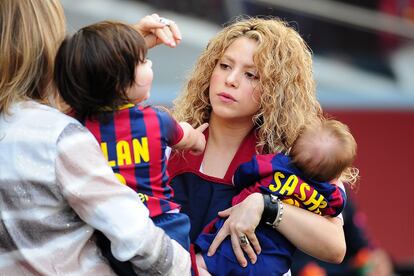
100;103;135;111
118;103;135;110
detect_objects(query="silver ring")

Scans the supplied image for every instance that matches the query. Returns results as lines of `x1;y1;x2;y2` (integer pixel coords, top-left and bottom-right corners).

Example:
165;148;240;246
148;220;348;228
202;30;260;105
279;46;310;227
239;235;249;246
159;17;172;26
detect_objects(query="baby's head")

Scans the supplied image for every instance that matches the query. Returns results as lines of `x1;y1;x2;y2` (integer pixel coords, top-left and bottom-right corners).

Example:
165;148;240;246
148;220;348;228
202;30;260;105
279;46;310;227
54;21;152;121
290;119;357;183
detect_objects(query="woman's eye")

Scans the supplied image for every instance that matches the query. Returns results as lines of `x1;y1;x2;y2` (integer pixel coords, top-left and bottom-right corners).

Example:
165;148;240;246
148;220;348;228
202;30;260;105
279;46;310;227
219;63;230;69
245;72;258;80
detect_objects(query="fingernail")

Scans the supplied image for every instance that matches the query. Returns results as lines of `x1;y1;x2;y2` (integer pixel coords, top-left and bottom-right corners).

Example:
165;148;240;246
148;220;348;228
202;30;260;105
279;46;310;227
251;259;256;264
242;262;247;267
170;41;176;47
207;251;212;257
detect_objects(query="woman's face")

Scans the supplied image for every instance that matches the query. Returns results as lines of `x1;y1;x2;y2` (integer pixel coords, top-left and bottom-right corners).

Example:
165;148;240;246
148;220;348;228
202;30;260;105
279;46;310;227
209;37;261;124
126;59;153;104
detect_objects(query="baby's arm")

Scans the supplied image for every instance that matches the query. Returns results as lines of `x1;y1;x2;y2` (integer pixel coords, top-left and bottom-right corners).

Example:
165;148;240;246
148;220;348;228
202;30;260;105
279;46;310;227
173;122;208;155
324;179;347;217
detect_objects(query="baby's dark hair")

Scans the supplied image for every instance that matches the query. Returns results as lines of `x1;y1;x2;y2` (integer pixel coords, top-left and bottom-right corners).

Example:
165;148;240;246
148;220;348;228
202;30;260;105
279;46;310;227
54;20;147;121
290;119;357;183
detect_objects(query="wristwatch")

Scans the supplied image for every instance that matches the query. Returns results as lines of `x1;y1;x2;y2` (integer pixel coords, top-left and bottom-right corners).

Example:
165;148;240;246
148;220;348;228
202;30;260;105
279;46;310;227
262;194;279;226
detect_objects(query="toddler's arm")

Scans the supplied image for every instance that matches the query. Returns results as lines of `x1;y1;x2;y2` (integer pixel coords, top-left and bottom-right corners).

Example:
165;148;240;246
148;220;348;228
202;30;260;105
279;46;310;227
173;122;208;155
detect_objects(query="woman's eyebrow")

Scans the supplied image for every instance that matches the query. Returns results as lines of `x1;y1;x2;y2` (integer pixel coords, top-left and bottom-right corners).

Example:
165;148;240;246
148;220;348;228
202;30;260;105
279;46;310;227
221;55;257;69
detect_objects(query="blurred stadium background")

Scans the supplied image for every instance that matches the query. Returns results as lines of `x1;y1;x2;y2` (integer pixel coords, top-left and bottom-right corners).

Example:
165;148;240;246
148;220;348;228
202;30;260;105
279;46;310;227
61;0;414;274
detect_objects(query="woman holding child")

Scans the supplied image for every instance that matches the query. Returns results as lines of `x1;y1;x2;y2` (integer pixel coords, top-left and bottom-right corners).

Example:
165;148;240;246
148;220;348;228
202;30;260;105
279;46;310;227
168;17;347;275
0;0;347;274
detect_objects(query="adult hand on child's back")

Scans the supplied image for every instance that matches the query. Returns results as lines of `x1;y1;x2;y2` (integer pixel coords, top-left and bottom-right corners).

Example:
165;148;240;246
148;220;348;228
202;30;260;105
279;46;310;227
208;193;264;267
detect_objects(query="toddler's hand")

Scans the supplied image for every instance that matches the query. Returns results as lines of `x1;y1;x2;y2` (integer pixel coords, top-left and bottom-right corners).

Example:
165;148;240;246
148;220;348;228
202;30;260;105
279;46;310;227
189;123;208;155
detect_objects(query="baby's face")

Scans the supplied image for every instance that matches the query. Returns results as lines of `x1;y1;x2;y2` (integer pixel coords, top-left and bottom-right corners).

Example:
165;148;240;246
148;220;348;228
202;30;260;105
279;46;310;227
126;59;153;104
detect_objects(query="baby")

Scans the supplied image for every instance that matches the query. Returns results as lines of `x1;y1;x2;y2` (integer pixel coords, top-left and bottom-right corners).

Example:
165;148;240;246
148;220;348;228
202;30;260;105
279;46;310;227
196;118;358;275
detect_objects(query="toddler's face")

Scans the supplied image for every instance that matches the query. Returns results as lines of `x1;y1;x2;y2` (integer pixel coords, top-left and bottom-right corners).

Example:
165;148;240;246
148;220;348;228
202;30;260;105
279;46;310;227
127;59;153;104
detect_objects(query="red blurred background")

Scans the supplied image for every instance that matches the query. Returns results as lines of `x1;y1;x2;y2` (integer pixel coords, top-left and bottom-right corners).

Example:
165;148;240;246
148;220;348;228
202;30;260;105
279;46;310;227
328;109;414;262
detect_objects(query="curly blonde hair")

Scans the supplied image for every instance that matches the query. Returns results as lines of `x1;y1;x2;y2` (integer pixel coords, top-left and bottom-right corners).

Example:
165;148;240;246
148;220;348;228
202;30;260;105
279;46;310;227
173;17;322;153
0;0;66;114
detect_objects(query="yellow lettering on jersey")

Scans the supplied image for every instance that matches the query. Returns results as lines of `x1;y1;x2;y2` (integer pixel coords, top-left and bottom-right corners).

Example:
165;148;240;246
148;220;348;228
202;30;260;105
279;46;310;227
296;182;310;201
279;175;298;196
101;142;116;167
269;172;284;192
114;172;126;185
116;141;132;166
303;190;325;211
283;198;300;207
138;193;149;203
319;200;328;209
132;137;149;163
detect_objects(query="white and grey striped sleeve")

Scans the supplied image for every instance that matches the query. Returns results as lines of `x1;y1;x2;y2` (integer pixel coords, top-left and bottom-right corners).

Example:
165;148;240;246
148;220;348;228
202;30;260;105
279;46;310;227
55;123;190;275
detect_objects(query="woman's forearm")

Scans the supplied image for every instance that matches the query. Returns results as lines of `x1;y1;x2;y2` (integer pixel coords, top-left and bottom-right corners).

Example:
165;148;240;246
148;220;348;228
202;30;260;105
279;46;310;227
276;203;346;263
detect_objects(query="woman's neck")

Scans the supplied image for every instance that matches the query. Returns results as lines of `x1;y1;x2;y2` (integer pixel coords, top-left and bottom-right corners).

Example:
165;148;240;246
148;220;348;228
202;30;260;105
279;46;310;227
202;114;254;178
208;115;254;149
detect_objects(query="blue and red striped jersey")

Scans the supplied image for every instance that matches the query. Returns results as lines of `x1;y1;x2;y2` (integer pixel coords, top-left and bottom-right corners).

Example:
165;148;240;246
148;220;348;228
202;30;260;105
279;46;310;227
84;104;183;217
233;153;346;217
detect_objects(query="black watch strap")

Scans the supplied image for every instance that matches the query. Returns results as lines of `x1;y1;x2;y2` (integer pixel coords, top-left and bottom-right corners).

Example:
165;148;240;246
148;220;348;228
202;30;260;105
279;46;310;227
261;194;279;226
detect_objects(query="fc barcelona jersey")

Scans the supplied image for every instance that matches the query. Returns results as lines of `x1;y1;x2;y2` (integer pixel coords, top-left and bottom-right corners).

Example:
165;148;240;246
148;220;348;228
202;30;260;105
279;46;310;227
233;153;346;217
84;104;183;217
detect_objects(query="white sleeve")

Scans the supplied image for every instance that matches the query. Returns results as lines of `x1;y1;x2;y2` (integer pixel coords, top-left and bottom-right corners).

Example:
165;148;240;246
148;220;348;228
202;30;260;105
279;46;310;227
55;124;190;275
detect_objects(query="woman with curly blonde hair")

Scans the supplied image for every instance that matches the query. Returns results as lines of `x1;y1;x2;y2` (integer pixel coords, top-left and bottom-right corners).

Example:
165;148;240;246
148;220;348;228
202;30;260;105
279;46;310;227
168;17;347;275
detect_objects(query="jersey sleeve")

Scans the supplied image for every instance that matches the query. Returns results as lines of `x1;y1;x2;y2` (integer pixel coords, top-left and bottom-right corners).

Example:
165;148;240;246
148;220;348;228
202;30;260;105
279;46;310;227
234;154;278;188
233;156;261;188
324;185;347;217
157;109;184;147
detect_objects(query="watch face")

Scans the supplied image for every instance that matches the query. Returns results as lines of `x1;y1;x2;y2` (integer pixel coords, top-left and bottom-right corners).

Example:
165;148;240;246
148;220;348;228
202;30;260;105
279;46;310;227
270;194;279;203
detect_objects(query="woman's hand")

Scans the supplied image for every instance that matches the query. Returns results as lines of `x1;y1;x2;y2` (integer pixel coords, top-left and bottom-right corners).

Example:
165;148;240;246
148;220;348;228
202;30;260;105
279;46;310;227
207;193;264;267
134;14;182;48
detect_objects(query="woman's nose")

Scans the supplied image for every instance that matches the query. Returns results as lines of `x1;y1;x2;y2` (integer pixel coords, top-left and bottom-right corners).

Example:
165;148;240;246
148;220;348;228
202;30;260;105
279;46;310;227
225;71;239;88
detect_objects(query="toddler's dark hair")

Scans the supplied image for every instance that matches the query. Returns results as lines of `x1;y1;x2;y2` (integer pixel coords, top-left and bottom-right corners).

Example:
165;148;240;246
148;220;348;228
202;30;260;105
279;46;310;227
54;21;147;121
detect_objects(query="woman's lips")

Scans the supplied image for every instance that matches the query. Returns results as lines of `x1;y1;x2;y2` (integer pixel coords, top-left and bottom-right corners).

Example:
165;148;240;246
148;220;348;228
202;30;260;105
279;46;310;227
218;92;236;103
